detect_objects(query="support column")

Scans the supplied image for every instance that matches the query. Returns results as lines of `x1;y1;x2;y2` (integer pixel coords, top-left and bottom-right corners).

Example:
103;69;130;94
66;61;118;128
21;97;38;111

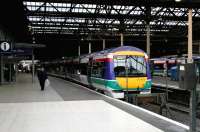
146;24;150;58
188;5;196;132
190;87;197;132
103;39;105;50
9;64;11;82
89;42;91;54
0;55;3;84
32;49;35;83
78;45;80;56
120;33;124;46
199;41;200;54
188;8;193;63
31;34;35;83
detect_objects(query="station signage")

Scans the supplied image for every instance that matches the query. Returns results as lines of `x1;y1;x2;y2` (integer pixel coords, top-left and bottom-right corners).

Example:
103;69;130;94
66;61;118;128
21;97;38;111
0;41;11;54
0;42;35;56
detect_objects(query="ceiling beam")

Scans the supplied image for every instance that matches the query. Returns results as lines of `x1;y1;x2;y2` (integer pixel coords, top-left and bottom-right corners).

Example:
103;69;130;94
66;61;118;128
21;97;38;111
27;11;200;21
30;23;186;29
23;0;200;8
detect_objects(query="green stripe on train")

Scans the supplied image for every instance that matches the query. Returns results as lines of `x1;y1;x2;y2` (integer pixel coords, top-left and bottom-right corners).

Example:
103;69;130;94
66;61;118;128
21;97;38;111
144;80;152;89
90;77;122;90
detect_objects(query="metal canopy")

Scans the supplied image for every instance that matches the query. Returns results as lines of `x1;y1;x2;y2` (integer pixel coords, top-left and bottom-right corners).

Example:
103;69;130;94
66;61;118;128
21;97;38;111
22;0;200;42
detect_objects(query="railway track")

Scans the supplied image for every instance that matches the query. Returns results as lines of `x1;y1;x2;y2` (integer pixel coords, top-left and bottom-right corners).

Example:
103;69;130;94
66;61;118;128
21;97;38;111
151;86;200;117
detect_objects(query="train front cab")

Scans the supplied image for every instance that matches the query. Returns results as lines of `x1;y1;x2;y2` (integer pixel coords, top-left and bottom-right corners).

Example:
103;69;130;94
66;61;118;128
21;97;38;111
112;52;151;95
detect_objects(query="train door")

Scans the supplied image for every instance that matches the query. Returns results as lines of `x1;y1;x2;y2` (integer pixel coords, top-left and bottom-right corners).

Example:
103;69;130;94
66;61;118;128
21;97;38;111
102;61;106;90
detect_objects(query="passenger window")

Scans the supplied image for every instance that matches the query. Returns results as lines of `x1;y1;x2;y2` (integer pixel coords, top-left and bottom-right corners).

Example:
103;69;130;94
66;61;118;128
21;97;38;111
91;61;105;78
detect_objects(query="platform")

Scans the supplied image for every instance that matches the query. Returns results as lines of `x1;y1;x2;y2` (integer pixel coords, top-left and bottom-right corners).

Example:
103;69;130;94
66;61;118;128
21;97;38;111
0;73;189;132
0;73;63;103
0;100;164;132
152;76;200;91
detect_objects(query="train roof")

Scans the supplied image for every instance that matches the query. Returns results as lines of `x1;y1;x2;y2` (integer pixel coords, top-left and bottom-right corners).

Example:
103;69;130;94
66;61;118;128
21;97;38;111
78;46;144;58
101;46;145;54
88;46;145;57
78;46;146;63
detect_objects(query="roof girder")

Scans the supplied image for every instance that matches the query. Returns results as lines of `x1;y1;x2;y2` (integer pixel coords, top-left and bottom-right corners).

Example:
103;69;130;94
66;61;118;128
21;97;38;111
23;0;200;8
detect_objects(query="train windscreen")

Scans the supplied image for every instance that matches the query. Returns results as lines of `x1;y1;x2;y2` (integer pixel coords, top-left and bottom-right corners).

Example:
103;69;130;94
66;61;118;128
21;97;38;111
114;55;147;77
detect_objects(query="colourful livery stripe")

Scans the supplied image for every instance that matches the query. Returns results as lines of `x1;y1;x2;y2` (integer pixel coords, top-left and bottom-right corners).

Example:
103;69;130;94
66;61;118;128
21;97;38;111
116;77;147;89
113;51;145;56
95;58;112;62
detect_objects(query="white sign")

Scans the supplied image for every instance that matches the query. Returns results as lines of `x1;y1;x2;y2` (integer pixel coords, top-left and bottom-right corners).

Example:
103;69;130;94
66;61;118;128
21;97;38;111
1;42;10;51
180;66;185;71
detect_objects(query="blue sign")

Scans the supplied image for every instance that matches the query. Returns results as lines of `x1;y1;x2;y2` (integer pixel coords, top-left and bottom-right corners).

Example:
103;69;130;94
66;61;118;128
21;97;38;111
0;42;33;56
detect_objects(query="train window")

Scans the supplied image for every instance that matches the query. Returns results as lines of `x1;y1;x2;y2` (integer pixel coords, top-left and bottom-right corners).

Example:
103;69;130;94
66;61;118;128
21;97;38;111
114;55;147;77
91;61;105;78
114;66;126;76
79;63;87;75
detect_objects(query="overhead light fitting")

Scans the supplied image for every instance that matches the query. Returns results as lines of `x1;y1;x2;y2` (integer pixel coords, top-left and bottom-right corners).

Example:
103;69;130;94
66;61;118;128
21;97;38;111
175;0;182;2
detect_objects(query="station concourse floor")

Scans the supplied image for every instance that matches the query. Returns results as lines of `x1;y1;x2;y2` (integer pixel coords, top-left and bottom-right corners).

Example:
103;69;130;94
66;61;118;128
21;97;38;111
0;73;190;132
0;73;104;103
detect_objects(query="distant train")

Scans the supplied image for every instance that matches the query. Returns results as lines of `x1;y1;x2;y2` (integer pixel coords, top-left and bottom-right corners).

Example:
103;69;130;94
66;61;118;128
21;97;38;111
46;46;152;99
149;58;180;76
150;55;200;80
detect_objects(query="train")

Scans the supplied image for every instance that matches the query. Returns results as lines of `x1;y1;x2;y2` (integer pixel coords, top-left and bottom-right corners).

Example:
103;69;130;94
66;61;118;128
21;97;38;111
149;57;180;77
150;54;200;80
45;46;152;99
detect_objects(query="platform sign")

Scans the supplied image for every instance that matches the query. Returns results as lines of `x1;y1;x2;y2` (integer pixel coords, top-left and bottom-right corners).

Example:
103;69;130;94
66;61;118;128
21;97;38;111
0;42;11;53
12;48;32;55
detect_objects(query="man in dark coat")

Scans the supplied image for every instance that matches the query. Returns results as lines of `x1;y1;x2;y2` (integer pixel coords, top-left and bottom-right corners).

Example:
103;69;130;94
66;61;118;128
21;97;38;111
37;67;48;91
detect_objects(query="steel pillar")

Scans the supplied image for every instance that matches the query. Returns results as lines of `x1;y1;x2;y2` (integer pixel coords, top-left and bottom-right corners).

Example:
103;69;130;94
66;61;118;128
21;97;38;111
89;42;91;54
32;49;35;83
103;39;105;50
188;8;193;63
0;55;3;84
78;45;80;56
120;33;124;46
146;24;150;57
190;87;197;132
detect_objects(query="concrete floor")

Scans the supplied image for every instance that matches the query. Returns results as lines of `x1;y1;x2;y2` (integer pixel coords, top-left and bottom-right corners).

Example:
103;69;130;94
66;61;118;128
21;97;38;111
0;100;164;132
0;73;190;132
49;75;104;101
0;73;63;103
48;74;189;132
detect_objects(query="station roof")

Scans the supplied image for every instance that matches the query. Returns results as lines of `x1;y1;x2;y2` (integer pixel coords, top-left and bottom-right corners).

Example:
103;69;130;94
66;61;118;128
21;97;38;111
2;0;200;59
23;0;200;41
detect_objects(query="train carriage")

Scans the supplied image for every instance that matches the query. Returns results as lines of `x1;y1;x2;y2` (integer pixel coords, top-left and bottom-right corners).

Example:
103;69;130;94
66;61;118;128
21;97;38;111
68;46;152;99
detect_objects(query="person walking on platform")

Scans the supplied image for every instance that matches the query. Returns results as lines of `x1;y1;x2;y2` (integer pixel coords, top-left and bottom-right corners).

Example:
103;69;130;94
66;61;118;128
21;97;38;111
37;67;48;91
